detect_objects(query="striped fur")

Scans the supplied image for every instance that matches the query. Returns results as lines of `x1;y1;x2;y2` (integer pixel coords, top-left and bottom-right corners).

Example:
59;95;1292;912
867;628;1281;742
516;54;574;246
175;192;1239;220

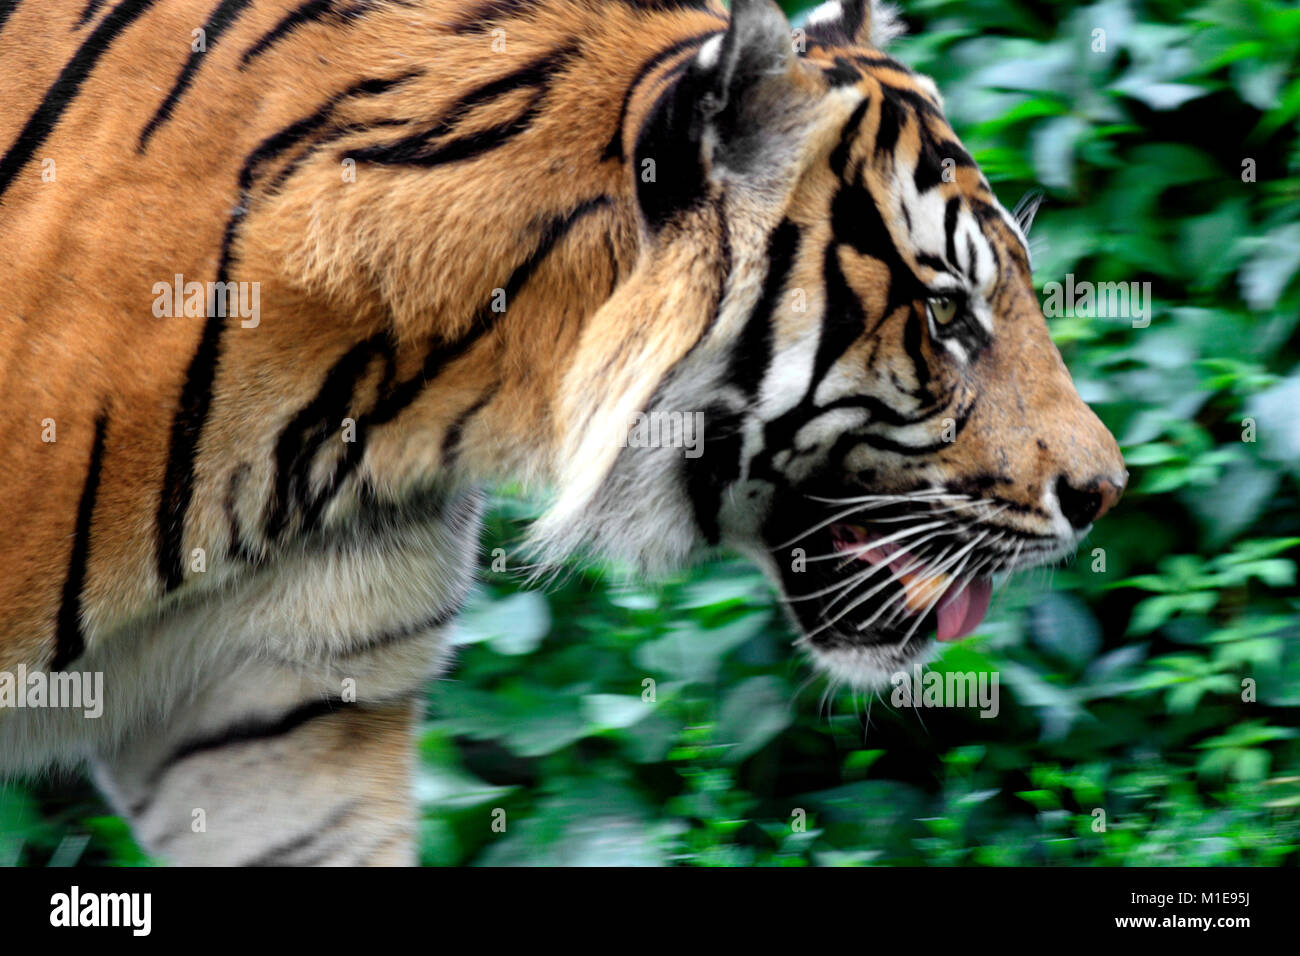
0;0;1124;864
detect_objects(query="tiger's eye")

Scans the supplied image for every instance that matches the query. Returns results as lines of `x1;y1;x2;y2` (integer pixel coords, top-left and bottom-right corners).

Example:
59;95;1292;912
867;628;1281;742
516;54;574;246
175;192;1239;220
927;296;958;326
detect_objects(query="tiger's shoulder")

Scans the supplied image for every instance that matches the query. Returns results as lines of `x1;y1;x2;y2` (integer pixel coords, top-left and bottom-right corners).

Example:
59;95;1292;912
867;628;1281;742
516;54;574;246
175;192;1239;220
0;0;729;662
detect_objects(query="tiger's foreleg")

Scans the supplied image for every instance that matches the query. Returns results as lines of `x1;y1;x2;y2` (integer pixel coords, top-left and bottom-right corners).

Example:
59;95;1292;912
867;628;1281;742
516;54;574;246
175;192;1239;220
87;488;483;865
91;655;429;866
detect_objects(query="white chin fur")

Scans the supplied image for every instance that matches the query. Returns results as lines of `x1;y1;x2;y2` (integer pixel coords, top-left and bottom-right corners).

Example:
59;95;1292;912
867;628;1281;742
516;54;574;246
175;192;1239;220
803;637;938;691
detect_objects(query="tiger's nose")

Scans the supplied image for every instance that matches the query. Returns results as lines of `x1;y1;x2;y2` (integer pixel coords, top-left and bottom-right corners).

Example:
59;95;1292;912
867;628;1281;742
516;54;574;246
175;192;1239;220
1055;471;1127;530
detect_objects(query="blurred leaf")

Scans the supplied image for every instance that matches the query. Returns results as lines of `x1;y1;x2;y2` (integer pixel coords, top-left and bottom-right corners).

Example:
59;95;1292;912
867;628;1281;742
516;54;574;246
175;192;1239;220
716;676;793;764
1239;222;1300;310
454;591;551;656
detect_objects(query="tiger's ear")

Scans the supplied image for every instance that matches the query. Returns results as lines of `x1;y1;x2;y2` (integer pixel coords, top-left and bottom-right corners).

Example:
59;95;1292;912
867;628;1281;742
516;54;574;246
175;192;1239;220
633;0;802;227
805;0;905;49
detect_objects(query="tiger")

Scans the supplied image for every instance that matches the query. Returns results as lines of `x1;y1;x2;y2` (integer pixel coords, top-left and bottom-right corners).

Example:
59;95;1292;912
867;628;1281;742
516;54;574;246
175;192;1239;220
0;0;1126;865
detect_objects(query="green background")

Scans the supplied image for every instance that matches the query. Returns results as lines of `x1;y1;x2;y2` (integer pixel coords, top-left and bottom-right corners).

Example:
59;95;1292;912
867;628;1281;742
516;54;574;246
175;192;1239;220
5;0;1300;866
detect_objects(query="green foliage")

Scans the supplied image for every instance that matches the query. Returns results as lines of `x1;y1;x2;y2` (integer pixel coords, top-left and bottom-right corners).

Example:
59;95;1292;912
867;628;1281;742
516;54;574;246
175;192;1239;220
4;0;1299;866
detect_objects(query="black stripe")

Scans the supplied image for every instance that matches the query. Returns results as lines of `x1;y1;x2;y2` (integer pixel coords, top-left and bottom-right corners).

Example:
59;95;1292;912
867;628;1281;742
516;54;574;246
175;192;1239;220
943;196;960;268
149;797;364;857
240;0;332;66
812;244;873;391
684;405;742;545
398;47;571;140
729;219;799;398
224;464;265;566
902;310;931;396
357;98;537;168
633;66;707;227
260;76;420;197
262;118;409;195
831;179;923;315
243;798;363;866
971;196;1032;273
266;336;384;539
0;0;157;198
168;697;348;769
624;0;717;9
822;55;861;87
914;130;976;193
342;601;465;657
126;696;351;817
133;695;440;822
915;251;957;278
312;825;409;867
155;75;413;592
601;30;718;161
448;0;536;34
873;91;903;158
138;0;256;151
365;195;610;427
155;292;227;592
819;411;957;478
821;390;971;470
852;53;914;75
239;0;383;67
812;392;942;428
0;0;21;38
829;96;870;179
75;0;106;27
344;44;577;168
878;81;943;119
294;336;397;532
52;413;109;670
451;0;716;35
754;165;940;477
856;430;960;457
440;384;498;469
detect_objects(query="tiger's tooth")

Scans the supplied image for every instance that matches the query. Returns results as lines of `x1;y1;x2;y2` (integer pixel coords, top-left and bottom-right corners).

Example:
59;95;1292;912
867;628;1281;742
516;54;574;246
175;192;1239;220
898;569;950;613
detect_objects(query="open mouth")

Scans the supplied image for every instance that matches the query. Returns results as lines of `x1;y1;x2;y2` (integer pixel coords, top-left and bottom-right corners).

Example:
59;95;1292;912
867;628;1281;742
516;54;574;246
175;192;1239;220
762;490;1014;669
828;523;993;643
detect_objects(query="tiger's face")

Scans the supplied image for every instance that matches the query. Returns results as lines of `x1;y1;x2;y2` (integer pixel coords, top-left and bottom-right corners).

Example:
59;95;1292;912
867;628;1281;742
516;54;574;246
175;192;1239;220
552;0;1125;687
702;9;1118;684
744;90;1126;683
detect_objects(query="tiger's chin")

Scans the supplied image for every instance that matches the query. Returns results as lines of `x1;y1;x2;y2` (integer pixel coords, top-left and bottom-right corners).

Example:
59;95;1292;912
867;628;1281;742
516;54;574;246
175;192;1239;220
802;638;941;692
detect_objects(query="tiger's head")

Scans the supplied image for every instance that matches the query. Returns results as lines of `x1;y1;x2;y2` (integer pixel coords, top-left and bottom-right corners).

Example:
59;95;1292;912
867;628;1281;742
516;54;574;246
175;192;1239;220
543;0;1125;687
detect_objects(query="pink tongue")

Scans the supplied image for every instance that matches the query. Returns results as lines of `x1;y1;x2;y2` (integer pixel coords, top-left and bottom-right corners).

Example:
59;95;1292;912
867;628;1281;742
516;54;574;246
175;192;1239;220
935;577;992;642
